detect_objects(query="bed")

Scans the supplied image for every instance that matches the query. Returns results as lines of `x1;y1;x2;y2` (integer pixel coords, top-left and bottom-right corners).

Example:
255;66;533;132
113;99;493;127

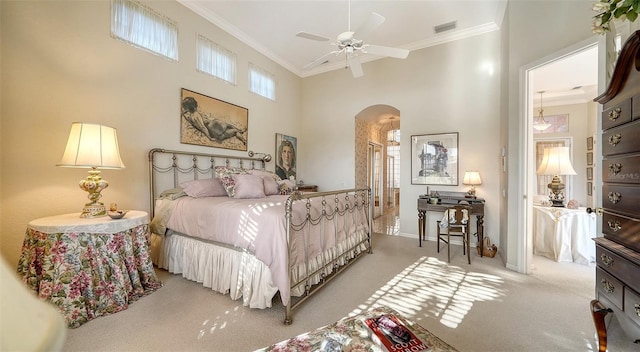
147;148;372;324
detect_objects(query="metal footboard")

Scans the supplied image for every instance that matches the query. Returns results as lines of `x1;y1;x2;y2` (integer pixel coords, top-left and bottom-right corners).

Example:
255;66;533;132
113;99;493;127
283;188;372;324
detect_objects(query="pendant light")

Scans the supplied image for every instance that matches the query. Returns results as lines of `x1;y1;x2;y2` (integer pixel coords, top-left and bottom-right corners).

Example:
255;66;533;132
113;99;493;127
533;91;551;131
386;116;399;144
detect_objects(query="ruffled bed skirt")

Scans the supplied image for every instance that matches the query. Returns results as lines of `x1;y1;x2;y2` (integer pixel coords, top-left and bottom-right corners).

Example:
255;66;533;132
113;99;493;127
150;228;370;309
150;232;278;309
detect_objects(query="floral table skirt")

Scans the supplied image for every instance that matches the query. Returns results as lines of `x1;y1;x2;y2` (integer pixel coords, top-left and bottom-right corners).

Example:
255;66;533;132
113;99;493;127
17;223;162;328
258;306;458;352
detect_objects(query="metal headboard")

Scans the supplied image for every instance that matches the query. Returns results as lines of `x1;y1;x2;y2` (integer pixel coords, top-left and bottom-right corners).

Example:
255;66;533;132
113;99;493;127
148;148;267;217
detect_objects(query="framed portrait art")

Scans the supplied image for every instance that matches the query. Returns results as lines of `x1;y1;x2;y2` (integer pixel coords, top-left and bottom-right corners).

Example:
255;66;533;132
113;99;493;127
411;132;459;185
275;133;297;181
180;88;249;151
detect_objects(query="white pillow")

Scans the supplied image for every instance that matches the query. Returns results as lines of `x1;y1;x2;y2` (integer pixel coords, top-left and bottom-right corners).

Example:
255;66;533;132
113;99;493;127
232;174;266;199
263;176;280;196
179;178;227;198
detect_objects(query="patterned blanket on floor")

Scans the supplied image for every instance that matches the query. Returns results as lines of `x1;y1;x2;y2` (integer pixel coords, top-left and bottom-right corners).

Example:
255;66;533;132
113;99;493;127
257;306;457;352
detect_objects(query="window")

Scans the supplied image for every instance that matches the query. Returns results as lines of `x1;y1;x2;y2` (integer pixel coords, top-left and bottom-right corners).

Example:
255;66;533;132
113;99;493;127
196;35;236;85
111;0;178;61
387;145;401;188
248;63;275;101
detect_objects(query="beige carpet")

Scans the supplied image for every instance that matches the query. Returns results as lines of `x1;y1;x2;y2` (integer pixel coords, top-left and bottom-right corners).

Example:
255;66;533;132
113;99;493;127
62;233;638;351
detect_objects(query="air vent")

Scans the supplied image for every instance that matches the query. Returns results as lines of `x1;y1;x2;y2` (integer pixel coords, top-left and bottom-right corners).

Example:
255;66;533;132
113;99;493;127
434;21;457;34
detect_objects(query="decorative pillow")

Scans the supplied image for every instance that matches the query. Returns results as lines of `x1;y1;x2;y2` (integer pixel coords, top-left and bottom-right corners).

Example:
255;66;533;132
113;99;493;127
179;178;227;198
263;176;280;196
232;174;266;199
214;166;249;197
278;179;296;195
249;169;282;182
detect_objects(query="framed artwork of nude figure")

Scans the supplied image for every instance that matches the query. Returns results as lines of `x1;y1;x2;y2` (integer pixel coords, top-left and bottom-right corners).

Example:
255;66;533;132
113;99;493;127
180;88;248;151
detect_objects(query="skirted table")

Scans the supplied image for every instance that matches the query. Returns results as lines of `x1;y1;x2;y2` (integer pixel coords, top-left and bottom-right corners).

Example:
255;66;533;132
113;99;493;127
17;210;162;328
532;206;596;265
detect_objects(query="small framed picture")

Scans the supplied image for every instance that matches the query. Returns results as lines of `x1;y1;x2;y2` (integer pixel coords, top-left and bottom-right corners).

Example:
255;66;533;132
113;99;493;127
587;167;593;180
587;152;593;166
587;136;593;151
587;182;593;196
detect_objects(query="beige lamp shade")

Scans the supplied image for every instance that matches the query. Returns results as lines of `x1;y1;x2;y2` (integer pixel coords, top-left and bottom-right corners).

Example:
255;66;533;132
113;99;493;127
57;123;125;169
536;147;576;176
57;122;125;218
463;171;482;185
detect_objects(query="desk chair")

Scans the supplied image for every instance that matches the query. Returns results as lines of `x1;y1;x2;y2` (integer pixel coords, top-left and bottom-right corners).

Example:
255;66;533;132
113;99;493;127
437;205;472;264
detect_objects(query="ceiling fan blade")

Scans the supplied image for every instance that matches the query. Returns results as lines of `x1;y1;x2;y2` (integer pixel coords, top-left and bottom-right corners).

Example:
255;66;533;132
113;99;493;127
348;56;363;78
364;44;409;59
296;31;330;41
303;50;341;70
354;12;385;38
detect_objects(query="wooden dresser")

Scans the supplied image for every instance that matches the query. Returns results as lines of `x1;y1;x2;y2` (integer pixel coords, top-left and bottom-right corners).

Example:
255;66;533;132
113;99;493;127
591;30;640;351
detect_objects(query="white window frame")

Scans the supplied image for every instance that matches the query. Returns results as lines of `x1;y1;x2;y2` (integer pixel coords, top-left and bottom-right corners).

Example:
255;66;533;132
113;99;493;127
248;63;276;101
111;0;178;61
196;34;237;85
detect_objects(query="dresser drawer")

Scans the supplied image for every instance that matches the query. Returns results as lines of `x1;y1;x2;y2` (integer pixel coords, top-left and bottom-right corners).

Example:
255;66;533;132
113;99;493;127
603;184;640;217
624;287;640;327
602;154;640;184
602;212;640;253
596;267;624;310
603;99;632;130
602;120;640;156
597;242;640;293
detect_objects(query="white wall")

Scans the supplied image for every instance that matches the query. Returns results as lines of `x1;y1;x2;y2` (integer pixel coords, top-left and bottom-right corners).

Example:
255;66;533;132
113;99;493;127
0;1;302;266
301;31;503;248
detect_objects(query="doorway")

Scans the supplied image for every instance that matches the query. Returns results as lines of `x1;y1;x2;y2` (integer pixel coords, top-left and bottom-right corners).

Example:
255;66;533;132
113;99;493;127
368;142;384;218
521;39;599;273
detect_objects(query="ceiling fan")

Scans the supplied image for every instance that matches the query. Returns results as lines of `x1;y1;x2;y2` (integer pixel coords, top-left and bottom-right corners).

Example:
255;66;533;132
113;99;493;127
296;0;410;78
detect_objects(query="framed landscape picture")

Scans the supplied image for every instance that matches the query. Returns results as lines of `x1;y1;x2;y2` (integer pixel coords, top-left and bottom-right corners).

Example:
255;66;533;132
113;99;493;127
411;132;459;185
180;88;248;151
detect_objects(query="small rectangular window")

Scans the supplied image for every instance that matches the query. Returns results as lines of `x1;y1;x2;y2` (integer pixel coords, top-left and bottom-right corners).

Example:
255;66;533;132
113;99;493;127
249;63;276;101
111;0;178;61
196;35;236;85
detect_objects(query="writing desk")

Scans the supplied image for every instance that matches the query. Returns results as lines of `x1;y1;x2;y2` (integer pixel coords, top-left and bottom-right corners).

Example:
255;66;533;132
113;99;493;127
417;195;485;255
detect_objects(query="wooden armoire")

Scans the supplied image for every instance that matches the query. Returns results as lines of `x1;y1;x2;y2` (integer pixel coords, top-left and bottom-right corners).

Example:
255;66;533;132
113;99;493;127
591;30;640;351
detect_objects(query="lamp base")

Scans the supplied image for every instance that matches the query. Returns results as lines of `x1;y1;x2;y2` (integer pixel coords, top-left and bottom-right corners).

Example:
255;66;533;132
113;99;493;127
81;202;107;218
550;199;565;207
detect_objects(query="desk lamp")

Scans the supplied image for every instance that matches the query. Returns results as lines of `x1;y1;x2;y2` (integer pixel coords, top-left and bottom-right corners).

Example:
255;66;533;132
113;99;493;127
536;147;576;207
463;171;482;198
57;123;125;218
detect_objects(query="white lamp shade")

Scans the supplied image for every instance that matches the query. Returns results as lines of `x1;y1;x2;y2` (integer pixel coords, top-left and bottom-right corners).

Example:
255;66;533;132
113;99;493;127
57;123;125;169
536;147;576;176
463;171;482;185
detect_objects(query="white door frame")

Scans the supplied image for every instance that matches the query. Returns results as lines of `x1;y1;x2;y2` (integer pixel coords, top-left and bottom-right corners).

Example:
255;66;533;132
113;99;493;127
517;37;602;274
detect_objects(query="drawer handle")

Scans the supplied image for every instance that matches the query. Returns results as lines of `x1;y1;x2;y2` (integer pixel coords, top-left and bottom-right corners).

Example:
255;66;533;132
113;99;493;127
635;303;640;317
600;254;614;267
601;279;615;294
608;107;621;121
608;133;622;147
608;192;622;204
608;163;622;175
607;220;621;232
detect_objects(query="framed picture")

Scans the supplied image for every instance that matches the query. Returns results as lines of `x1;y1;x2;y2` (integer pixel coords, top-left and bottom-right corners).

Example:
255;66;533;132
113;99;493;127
411;132;459;185
180;88;248;151
587;182;593;196
275;133;297;181
587;136;593;151
587;167;593;180
587;152;593;166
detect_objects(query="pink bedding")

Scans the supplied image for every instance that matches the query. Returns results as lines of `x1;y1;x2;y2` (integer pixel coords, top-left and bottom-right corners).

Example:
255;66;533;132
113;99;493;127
164;194;368;304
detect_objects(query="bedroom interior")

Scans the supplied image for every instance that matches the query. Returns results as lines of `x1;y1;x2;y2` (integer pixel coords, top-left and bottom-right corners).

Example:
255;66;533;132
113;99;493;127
2;0;640;351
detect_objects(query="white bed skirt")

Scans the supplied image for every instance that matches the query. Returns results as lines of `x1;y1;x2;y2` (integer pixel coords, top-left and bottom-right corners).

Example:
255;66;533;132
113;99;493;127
150;228;370;308
150;232;278;309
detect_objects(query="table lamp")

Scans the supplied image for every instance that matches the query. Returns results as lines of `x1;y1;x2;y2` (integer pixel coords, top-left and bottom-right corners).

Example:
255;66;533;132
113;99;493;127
536;146;577;207
57;123;125;218
463;171;482;198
